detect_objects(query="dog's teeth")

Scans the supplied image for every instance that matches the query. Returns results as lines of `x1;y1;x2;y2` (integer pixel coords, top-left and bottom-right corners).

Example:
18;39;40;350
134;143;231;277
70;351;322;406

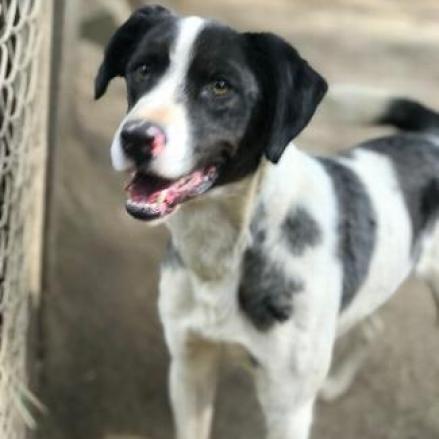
157;191;167;204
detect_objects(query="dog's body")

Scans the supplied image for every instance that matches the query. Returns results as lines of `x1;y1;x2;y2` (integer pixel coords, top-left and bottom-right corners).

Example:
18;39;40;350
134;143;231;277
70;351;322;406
159;131;439;438
95;7;439;438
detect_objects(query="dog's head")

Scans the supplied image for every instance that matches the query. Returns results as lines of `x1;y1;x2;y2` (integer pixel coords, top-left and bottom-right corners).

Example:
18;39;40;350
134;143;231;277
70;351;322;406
95;5;327;221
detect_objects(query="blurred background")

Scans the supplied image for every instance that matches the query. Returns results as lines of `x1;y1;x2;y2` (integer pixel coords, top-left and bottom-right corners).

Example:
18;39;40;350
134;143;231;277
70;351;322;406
1;1;439;438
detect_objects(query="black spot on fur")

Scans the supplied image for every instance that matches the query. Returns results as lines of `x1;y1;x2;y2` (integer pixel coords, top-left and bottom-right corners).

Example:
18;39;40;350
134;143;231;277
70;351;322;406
239;247;303;330
319;158;377;310
282;206;322;255
362;134;439;244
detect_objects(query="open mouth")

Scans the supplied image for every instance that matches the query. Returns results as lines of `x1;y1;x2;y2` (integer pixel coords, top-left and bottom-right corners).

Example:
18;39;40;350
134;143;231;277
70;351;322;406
125;165;218;220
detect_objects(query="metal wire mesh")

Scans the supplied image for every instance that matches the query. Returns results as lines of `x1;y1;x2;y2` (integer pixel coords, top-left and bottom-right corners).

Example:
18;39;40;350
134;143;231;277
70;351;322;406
0;0;51;437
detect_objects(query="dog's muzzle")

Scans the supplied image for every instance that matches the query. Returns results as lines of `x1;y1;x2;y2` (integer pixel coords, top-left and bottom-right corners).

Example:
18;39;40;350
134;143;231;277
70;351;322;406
116;121;220;222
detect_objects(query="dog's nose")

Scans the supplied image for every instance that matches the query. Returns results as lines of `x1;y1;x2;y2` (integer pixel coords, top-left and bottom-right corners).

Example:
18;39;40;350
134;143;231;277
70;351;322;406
120;120;166;165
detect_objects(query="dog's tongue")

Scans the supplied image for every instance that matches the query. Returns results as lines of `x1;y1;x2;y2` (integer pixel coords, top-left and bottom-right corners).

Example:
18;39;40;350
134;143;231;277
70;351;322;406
126;173;171;203
125;166;218;220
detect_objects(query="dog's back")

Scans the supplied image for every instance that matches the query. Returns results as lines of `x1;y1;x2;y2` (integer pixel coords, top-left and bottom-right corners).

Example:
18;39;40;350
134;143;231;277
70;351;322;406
377;99;439;321
366;99;439;248
332;98;439;333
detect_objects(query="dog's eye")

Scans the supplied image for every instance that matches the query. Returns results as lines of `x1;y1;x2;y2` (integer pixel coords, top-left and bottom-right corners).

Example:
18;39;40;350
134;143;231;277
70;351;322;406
210;79;231;97
133;64;151;82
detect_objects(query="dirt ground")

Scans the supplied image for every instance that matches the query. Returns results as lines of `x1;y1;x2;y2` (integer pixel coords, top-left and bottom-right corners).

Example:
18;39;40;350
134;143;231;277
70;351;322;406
37;1;439;438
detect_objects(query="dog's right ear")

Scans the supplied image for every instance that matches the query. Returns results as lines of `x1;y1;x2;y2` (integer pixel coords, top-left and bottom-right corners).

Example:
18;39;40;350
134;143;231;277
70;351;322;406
94;5;172;100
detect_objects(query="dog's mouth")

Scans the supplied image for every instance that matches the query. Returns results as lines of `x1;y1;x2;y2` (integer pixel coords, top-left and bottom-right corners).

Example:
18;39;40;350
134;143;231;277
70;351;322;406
125;165;218;220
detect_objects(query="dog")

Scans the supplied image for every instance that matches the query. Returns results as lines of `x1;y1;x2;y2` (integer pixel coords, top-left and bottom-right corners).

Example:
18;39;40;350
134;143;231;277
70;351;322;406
95;6;439;438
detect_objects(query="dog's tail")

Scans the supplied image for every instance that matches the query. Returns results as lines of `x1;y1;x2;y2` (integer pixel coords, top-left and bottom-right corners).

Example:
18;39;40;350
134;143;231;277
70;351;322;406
376;98;439;133
325;85;439;133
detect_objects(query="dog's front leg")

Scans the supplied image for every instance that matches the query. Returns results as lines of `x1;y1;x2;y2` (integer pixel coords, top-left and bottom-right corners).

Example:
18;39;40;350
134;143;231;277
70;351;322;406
159;260;220;438
255;366;323;439
255;341;331;439
265;401;314;439
169;339;220;439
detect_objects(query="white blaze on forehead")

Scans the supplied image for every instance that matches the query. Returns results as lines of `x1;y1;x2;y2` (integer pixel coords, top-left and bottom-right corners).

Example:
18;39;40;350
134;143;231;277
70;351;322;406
111;16;206;175
132;16;205;107
166;16;206;93
147;16;206;178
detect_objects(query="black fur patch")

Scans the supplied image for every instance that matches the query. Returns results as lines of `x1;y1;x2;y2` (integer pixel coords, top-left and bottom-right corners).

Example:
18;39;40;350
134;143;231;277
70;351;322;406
319;158;377;310
184;27;328;189
239;247;304;330
185;24;262;183
95;6;175;101
282;206;322;255
362;134;439;244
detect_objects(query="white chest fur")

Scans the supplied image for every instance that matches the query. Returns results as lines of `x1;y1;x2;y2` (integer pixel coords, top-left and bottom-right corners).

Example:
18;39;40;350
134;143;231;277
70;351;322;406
159;174;262;345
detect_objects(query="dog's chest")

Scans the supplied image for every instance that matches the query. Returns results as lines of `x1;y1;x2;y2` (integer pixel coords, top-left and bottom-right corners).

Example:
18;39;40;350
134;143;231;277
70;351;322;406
160;176;319;343
160;235;309;347
189;273;248;341
159;260;251;347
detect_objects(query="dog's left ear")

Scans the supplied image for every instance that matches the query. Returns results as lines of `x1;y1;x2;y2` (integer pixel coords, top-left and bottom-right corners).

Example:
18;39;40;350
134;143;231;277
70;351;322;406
244;32;327;163
95;5;173;100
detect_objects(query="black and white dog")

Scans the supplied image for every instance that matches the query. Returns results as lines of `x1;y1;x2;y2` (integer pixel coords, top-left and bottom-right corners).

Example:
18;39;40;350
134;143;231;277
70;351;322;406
95;6;439;439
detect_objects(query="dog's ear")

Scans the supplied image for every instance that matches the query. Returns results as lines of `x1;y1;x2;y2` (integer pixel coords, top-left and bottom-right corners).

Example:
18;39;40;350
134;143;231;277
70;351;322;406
95;5;173;100
244;32;327;163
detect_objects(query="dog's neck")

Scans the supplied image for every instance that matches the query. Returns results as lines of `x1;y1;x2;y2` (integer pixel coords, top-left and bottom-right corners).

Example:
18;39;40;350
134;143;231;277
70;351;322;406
165;144;313;282
166;164;265;281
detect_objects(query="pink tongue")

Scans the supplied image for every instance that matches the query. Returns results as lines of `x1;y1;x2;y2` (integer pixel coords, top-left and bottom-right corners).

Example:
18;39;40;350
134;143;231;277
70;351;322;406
127;173;171;202
126;167;216;207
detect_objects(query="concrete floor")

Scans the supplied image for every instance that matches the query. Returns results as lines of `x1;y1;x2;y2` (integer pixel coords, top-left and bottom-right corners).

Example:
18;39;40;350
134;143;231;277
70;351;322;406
37;1;439;438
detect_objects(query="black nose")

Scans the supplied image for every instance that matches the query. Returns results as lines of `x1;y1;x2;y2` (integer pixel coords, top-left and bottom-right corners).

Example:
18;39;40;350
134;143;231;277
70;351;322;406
120;120;166;165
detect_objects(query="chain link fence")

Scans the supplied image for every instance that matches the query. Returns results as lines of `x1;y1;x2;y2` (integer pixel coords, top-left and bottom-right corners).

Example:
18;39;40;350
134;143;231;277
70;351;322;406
0;0;52;437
